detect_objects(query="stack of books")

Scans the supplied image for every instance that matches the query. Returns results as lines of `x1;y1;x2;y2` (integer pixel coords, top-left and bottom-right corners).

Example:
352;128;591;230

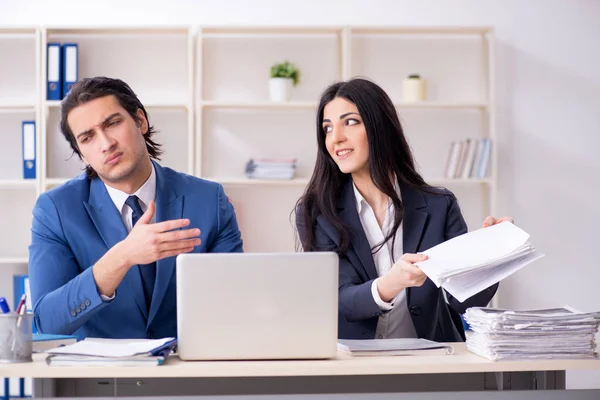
245;158;296;180
444;138;491;179
464;307;600;361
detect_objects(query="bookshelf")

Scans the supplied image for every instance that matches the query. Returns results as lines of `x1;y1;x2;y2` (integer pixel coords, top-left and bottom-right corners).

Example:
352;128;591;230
0;24;497;294
0;27;39;329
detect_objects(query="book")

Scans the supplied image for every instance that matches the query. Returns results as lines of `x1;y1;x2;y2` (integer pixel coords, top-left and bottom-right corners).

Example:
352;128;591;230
337;338;454;357
46;354;166;367
44;337;177;367
33;333;77;353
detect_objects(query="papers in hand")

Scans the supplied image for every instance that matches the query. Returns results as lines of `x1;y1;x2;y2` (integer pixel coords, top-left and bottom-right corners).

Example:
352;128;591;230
337;338;454;356
464;306;600;361
45;337;177;367
415;222;544;302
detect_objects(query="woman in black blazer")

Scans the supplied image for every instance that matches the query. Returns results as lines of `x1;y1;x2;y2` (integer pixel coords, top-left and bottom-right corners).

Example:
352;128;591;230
295;78;511;342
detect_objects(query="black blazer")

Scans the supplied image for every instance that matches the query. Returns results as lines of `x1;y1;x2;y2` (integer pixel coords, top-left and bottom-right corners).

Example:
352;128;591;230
299;179;498;342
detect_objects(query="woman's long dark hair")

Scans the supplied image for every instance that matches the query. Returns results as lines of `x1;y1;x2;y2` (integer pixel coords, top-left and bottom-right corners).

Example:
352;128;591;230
295;77;432;255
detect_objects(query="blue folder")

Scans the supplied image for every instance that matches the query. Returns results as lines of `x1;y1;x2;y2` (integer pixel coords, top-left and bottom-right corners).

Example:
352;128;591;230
46;43;62;100
22;121;35;179
61;43;78;98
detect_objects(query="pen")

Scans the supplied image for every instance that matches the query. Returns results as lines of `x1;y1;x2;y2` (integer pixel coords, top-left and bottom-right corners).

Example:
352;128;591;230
15;294;26;314
16;302;26;328
0;297;10;313
12;298;27;352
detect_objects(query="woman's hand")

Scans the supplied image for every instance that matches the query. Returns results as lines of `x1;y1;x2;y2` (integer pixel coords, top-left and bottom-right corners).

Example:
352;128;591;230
376;253;429;302
482;216;514;228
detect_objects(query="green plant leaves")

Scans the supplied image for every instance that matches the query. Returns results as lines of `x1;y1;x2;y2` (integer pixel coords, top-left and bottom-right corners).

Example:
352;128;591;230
270;60;300;86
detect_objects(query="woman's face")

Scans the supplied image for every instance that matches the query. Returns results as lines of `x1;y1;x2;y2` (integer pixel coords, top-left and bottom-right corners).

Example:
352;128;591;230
322;97;369;175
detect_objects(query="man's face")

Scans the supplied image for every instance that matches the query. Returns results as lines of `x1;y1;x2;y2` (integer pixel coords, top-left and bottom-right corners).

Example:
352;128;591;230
67;95;148;184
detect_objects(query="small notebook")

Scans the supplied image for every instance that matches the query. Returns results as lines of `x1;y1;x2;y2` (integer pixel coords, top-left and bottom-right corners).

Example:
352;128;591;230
337;338;454;357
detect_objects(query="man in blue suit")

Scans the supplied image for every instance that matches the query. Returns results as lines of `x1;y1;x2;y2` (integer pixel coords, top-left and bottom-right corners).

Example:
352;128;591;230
28;77;243;340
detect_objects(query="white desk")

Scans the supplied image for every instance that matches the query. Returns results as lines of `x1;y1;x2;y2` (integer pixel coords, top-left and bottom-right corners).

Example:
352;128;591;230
2;344;600;399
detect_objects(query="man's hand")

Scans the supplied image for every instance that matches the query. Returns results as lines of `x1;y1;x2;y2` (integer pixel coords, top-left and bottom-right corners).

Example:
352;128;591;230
92;201;201;297
482;216;514;228
376;253;429;303
118;200;201;266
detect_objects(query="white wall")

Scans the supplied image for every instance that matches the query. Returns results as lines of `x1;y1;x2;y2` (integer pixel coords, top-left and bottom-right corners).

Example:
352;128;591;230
2;0;600;389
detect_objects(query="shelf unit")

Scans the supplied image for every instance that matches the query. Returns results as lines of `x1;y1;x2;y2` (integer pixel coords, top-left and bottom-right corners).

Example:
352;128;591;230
0;25;497;298
0;27;41;285
40;25;195;192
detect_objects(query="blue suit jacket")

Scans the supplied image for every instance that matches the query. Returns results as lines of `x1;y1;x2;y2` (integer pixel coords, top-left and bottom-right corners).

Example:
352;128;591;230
300;178;498;342
28;161;243;340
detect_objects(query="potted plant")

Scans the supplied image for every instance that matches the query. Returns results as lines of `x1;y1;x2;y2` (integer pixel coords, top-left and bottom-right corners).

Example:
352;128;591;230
269;60;300;102
402;74;426;103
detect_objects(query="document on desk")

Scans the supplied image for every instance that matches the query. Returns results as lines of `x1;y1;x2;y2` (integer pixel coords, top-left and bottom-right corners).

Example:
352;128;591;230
44;337;177;367
464;306;600;360
337;338;454;356
415;222;545;302
45;337;176;358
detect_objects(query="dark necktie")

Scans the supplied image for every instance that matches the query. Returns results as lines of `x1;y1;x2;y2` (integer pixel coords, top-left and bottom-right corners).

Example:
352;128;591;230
125;195;156;311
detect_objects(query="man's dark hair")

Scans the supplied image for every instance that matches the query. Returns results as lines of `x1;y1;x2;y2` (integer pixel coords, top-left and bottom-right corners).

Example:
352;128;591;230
60;76;162;179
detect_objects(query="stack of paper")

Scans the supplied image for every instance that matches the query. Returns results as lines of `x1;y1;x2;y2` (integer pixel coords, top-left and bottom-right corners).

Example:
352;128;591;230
245;158;296;180
337;338;454;357
45;337;177;367
464;307;600;361
415;222;545;302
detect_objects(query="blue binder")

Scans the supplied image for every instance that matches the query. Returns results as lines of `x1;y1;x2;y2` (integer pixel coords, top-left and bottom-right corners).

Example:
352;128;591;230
22;121;36;179
47;42;62;100
61;43;78;98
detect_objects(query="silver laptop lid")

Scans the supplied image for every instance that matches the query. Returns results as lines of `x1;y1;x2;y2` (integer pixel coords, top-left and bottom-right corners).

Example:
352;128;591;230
176;252;338;360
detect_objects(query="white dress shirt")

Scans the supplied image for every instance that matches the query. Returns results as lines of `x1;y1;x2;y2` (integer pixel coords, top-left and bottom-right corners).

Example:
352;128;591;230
104;164;157;230
99;164;157;301
353;182;418;339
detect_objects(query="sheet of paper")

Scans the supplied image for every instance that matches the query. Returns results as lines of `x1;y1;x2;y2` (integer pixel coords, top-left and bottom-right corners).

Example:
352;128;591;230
415;222;531;284
441;250;545;302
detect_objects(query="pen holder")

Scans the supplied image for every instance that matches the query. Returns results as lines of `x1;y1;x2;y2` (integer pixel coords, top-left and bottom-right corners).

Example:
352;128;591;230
0;312;33;363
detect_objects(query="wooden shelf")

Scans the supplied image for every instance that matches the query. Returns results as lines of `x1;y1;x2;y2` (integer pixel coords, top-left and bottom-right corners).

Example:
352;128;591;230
0;180;37;189
0;257;28;264
45;100;190;109
201;101;317;109
201;26;341;36
394;102;487;110
428;178;493;186
44;178;69;187
0;100;37;113
205;177;310;186
351;26;492;35
46;26;190;36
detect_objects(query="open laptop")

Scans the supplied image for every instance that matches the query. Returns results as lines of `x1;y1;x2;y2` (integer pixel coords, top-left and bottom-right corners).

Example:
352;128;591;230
176;252;339;360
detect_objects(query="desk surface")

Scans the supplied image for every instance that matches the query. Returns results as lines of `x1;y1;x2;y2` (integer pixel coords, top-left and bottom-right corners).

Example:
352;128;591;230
1;344;599;378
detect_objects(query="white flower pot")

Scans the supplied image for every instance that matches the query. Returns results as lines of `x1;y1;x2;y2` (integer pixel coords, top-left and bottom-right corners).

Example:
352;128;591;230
402;78;426;103
269;78;294;102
